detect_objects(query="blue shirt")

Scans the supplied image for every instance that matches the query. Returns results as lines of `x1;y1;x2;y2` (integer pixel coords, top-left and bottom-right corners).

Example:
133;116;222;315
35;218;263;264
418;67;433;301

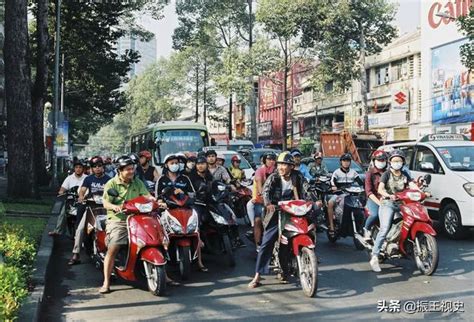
298;163;313;181
82;174;111;196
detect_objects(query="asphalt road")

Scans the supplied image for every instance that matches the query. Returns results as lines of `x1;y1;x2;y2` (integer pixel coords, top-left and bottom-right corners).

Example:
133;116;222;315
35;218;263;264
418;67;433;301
41;225;473;321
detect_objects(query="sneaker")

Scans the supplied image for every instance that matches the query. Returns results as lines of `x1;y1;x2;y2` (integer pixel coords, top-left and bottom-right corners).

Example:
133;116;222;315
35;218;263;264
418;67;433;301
370;255;381;272
256;245;261;253
363;228;372;241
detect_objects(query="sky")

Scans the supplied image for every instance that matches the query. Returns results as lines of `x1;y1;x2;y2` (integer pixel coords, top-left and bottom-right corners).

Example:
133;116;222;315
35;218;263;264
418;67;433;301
140;0;422;60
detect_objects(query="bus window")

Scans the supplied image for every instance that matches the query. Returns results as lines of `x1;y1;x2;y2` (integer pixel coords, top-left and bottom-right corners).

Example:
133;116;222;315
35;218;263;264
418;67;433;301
154;129;208;164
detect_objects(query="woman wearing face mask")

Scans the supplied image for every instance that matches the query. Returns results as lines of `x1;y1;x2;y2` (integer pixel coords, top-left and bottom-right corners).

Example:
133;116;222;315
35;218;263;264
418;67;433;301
175;152;188;174
185;153;197;174
155;154;194;201
363;150;388;241
369;150;420;272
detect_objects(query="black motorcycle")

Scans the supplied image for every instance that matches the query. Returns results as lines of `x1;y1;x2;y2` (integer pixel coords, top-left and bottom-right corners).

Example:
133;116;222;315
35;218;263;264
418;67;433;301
307;176;332;231
52;186;80;238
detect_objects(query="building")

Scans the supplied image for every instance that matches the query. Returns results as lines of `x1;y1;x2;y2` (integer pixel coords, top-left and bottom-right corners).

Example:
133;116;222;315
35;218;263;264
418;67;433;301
419;0;472;139
117;33;157;78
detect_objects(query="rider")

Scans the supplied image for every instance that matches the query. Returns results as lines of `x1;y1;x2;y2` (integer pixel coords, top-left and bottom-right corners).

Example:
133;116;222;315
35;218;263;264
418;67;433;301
49;160;87;237
228;155;246;182
155;154;194;200
206;149;231;184
216;153;226;167
363;150;388;241
68;156;111;265
308;152;329;178
370;150;419;272
136;150;160;183
246;152;276;249
184;152;197;175
291;148;313;181
175;152;188;174
327;153;364;238
104;157;116;178
248;152;305;288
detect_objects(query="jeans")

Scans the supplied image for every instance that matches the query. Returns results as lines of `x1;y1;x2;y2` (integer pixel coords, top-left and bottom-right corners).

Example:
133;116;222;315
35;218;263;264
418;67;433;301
364;198;380;230
53;205;67;234
255;215;278;274
246;200;263;227
372;200;398;256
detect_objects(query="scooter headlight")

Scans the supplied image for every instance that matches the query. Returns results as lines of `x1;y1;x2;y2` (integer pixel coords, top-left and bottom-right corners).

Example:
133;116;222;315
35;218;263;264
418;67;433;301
135;202;153;213
406;192;422;201
167;215;183;234
210;211;228;225
186;212;199;233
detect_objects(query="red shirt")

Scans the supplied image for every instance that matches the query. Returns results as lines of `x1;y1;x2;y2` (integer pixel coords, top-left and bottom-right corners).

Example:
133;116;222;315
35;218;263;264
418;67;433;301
365;167;384;199
252;165;275;201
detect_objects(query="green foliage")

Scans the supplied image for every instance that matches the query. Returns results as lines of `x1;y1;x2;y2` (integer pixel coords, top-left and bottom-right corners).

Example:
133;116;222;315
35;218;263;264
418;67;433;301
457;9;473;71
1;203;51;215
300;137;315;157
0;265;28;321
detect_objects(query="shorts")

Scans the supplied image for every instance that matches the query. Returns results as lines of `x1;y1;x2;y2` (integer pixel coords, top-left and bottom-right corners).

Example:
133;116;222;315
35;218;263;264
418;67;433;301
105;221;128;247
327;194;339;204
254;203;264;219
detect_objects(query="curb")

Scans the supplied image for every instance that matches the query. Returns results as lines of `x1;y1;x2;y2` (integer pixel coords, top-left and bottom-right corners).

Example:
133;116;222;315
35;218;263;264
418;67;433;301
18;216;56;322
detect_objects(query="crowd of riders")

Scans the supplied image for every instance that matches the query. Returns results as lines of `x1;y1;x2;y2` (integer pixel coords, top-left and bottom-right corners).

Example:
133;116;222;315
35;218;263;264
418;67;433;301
49;144;423;293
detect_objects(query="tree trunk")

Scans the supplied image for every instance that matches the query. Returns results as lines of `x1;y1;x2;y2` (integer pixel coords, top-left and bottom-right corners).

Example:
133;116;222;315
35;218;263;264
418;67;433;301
282;41;289;151
32;0;50;188
247;0;257;143
359;24;369;132
4;0;36;198
203;59;207;126
194;64;199;122
228;95;233;140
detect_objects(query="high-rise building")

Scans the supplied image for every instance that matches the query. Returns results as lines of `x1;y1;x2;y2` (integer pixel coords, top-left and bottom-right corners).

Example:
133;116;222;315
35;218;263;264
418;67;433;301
117;33;157;79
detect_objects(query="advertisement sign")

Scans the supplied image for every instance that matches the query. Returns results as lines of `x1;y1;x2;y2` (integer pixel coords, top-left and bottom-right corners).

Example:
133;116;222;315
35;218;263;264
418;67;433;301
56;121;69;157
391;89;409;110
456;124;472;139
258;121;272;137
368;111;407;128
431;39;473;124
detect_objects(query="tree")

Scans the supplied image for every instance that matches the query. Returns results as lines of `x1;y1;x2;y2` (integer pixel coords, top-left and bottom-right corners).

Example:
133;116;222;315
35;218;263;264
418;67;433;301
299;0;397;132
4;0;37;198
457;8;473;71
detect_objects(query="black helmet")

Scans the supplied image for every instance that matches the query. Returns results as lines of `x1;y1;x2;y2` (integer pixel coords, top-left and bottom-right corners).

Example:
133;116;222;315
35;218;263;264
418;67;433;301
389;149;406;163
188;155;197;163
340;153;352;161
262;152;276;164
196;156;207;164
73;159;84;167
115;155;135;170
90;156;103;167
290;148;302;157
276;151;295;165
205;149;217;157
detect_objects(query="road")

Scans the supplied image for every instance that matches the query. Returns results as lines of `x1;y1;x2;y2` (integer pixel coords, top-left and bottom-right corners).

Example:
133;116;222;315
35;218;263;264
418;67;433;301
41;225;473;321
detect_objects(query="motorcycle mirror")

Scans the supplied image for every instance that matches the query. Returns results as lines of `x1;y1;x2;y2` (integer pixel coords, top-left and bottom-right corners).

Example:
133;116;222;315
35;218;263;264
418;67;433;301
162;186;173;196
107;188;119;197
423;174;432;185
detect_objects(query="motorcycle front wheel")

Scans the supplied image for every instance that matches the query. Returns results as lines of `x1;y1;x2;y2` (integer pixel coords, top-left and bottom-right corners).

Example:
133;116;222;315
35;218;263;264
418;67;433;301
222;235;236;267
143;262;166;296
415;233;439;276
298;247;318;298
178;245;191;280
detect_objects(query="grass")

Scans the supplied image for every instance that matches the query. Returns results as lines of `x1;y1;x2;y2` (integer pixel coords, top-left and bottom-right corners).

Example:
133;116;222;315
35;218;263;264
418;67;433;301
2;202;52;215
0;216;48;245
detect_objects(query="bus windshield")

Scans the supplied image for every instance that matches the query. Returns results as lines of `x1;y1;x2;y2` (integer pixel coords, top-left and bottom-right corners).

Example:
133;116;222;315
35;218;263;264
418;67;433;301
155;129;208;163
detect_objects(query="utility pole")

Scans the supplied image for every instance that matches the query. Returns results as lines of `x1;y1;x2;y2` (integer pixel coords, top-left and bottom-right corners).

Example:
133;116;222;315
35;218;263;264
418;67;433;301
228;95;233;140
247;0;257;143
203;59;207;125
282;41;289;151
195;65;199;122
359;22;369;132
52;0;61;186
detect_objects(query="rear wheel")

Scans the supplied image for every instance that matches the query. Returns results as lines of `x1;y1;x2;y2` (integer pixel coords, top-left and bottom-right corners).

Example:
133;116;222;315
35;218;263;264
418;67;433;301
222;235;236;267
441;203;468;240
353;237;365;250
298;247;318;298
143;262;166;296
415;233;439;276
326;230;337;243
178;245;191;280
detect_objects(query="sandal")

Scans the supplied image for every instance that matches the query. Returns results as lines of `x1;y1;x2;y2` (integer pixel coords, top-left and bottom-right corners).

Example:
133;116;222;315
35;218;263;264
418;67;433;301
67;258;81;266
248;280;262;289
98;286;111;294
48;231;60;237
328;229;336;238
198;265;208;272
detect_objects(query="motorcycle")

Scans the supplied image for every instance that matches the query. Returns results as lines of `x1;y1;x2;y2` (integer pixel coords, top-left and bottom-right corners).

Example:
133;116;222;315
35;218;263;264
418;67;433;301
358;175;439;276
272;200;318;297
327;185;366;250
145;180;156;196
92;189;168;295
231;179;253;226
307;176;332;231
83;194;107;255
200;180;238;267
160;187;200;280
51;186;80;238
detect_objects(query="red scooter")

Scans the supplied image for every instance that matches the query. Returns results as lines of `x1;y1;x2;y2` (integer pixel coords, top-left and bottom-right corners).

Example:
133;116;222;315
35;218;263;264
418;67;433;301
231;179;253;225
160;187;200;280
92;190;168;295
360;174;439;275
274;200;318;297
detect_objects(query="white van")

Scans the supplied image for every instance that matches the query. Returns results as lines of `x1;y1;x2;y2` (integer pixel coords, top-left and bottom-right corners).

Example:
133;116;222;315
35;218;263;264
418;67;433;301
380;134;474;239
216;139;255;151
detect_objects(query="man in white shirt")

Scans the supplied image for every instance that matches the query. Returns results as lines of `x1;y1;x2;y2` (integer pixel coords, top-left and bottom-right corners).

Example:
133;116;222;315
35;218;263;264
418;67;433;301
49;160;87;236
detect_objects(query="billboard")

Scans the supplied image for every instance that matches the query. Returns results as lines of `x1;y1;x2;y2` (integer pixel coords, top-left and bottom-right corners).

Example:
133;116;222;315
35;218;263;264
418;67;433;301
56;121;69;157
431;39;473;124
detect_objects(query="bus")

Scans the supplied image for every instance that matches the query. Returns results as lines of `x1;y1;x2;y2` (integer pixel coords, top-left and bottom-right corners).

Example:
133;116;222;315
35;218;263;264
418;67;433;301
130;121;209;166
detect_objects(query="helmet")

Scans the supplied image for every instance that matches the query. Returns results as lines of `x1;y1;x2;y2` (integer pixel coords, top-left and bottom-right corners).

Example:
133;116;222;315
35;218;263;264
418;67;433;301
205;149;217;157
163;154;178;164
231;155;241;162
175;152;187;163
196;156;207;164
185;151;197;160
104;157;112;165
290;148;302;157
115;155;135;170
340;153;352;161
314;152;323;160
217;153;225;161
389;149;406;163
187;155;197;162
129;153;140;165
372;150;388;161
262;152;277;164
73;159;84;167
277;151;295;165
90;156;103;167
139;150;152;160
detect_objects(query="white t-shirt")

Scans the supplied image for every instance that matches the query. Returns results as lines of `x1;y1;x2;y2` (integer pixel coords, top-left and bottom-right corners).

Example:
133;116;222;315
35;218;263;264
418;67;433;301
61;173;87;191
281;177;294;195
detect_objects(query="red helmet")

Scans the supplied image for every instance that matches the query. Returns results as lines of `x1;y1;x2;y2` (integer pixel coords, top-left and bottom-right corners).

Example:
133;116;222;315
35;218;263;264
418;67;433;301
231;155;241;163
139;150;152;160
372;150;388;161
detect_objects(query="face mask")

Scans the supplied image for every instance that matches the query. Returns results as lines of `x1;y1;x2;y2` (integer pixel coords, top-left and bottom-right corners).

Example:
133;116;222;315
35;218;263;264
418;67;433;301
374;161;386;169
179;162;185;171
168;164;180;173
391;162;403;170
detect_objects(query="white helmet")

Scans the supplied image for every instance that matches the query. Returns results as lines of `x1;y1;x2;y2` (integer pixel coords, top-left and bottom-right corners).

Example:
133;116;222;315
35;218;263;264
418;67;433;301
162;154;178;165
217;153;226;161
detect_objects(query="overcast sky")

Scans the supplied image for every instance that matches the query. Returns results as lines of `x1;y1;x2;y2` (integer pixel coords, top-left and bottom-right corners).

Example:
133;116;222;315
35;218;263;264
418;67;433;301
139;0;422;60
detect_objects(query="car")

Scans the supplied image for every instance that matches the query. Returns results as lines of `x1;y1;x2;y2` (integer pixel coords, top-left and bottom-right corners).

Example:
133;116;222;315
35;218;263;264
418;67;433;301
241;148;281;169
219;150;255;179
215;139;255;151
302;156;366;182
379;133;474;239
